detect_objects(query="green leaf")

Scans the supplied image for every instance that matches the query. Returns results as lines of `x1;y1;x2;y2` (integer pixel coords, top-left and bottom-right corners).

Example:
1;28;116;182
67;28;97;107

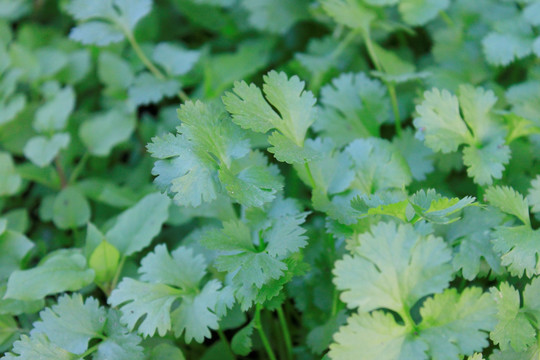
23;133;70;168
490;282;536;352
52;187;91;230
2;333;77;360
462;139;510;186
0;284;44;316
485;186;530;227
98;51;134;90
321;0;375;32
106;192;171;256
449;207;504;280
152;42;200;76
0;315;17;346
69;22;124;46
148;343;185;360
315;72;389;144
4;249;94;300
346;138;412;194
93;309;144;360
109;245;226;342
79;107;135;156
329;311;427;360
492;226;540;278
0;230;33;281
89;240;120;285
231;321;254;356
0;152;21;196
128;73;180;106
418;287;496;359
529;175;540;216
223;70;316;161
398;0;450;26
414;88;473;153
240;0;310;34
33;86;75;133
482;32;533;66
307;311;348;355
31;294;106;354
392;129;434;181
333;222;453;313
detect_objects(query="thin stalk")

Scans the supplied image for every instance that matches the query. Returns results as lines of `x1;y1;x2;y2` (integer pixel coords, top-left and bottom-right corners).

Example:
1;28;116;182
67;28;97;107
55;156;67;188
304;161;316;190
439;10;454;27
124;30;190;102
217;328;236;360
255;305;277;360
107;256;126;297
69;152;89;184
388;85;402;136
79;343;100;358
363;32;402;135
276;306;293;360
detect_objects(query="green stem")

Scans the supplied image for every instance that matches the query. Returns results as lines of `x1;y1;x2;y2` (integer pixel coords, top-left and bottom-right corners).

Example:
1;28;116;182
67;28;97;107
69;152;89;184
79;343;100;359
124;29;190;102
363;32;402;136
304;161;316;190
388;85;402;136
276;306;293;360
217;328;236;360
255;305;277;360
54;156;67;188
439;10;454;27
107;256;126;297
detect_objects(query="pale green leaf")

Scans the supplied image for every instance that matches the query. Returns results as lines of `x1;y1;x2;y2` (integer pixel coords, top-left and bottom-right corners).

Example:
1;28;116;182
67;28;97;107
106;192;171;256
5;249;94;300
52;187;91;230
23;133;70;167
0;152;21;196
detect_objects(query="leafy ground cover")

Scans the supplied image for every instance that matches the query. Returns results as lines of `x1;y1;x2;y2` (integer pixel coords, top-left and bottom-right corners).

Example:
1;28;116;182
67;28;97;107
1;0;540;359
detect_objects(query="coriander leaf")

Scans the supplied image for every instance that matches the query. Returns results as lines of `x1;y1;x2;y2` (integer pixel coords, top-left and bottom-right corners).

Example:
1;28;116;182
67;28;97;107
23;133;70;168
94;309;144;360
223;71;316;163
98;51;134;90
79;107;135;156
0;152;21;196
449;207;504;280
109;245;226;342
147;343;185;360
69;22;124;46
490;282;536;352
1;333;77;360
52;187;91;230
334;222;453;313
392;128;434;181
346;138;412;194
418;287;496;360
240;0;310;34
414;88;473;153
486;186;530;226
399;0;450;26
315;72;390;144
329;311;427;360
321;0;375;32
218;152;283;208
307;311;348;355
231;321;254;356
106;192;171;256
527;175;540;216
462;139;510;186
31;294;106;354
128;73;180;106
0;230;33;281
294;138;354;194
4;249;94;300
153;42;200;76
482;32;533;67
492;226;540;278
408;189;476;224
33;86;75;133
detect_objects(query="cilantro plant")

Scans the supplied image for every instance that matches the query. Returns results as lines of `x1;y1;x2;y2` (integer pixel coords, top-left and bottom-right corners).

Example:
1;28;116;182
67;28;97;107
1;0;540;359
